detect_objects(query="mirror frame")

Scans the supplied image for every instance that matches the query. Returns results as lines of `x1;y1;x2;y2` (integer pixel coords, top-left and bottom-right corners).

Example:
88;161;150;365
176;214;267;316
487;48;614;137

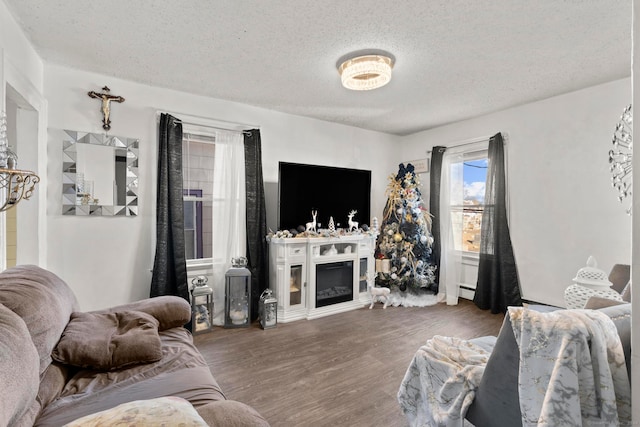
61;129;139;216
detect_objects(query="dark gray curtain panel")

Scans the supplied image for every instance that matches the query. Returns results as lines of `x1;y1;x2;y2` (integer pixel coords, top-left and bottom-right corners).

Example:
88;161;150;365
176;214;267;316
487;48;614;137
244;129;268;322
474;132;521;313
428;147;446;292
151;113;189;305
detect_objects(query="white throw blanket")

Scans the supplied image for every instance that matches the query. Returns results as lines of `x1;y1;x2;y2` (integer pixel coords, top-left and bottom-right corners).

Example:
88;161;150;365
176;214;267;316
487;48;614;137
509;307;631;427
397;335;491;427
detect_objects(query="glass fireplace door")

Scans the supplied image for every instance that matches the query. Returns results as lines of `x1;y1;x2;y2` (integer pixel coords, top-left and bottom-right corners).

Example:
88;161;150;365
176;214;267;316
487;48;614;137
359;257;368;293
289;264;305;308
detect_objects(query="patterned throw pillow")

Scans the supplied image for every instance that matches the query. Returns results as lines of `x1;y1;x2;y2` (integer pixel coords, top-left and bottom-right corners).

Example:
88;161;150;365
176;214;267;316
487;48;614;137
63;396;207;426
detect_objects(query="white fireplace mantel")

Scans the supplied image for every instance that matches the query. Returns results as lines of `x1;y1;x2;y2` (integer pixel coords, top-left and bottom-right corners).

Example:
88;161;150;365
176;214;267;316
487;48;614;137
268;234;376;323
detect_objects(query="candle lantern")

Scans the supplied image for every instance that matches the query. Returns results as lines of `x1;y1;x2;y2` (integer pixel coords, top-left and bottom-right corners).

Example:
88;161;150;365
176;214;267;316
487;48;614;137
224;257;251;328
259;289;278;329
190;275;214;334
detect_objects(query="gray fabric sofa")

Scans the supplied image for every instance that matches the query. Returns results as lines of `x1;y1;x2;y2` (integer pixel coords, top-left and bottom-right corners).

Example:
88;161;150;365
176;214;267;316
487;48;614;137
465;300;631;427
0;265;269;427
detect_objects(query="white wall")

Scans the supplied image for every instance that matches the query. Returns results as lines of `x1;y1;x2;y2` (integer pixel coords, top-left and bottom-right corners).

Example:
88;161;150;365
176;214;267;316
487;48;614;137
0;0;46;270
400;78;632;307
0;2;43;102
44;64;397;311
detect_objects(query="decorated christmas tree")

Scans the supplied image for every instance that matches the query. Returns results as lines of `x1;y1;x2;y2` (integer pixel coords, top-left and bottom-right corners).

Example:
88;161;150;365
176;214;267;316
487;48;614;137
375;163;437;293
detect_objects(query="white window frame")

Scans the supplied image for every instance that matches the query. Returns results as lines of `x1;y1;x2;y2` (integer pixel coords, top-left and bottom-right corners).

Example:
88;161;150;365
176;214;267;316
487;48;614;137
448;147;489;259
182;131;216;268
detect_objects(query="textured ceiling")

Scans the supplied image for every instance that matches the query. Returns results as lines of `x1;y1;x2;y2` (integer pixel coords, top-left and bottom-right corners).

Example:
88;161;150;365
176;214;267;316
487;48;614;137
4;0;632;136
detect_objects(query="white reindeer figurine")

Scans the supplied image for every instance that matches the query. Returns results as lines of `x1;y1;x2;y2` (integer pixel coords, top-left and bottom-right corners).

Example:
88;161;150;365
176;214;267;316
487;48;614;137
347;210;359;231
368;282;391;309
305;210;318;233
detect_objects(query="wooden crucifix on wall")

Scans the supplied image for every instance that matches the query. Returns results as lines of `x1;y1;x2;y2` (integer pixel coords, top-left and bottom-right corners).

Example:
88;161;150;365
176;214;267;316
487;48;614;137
88;86;125;131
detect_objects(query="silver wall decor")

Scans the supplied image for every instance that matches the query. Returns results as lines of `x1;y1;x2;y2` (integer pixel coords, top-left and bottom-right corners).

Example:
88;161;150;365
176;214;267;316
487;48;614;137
609;104;632;214
60;129;139;216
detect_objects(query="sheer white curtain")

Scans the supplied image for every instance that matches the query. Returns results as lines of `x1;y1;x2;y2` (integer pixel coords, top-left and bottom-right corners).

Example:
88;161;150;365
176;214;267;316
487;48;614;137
210;130;246;324
438;151;464;305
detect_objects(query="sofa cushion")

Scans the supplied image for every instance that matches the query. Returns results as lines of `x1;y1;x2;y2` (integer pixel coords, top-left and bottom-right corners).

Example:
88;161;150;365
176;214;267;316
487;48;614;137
37;362;70;410
0;303;40;427
464;313;522;427
0;265;79;376
52;310;163;370
584;296;626;310
62;396;208;427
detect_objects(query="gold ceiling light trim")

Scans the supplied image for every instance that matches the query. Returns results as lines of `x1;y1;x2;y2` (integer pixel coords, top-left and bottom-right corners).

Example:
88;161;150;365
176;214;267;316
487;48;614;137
338;54;394;91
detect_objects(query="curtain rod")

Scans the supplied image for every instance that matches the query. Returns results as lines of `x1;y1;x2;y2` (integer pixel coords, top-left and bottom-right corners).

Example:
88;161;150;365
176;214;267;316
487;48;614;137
426;133;506;154
155;110;259;133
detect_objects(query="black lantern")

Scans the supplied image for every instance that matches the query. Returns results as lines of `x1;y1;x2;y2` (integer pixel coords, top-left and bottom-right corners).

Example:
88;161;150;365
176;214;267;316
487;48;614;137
190;275;214;334
224;257;251;328
259;289;278;329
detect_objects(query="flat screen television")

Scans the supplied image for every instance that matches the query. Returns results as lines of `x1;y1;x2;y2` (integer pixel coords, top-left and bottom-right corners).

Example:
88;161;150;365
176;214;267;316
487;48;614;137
278;162;371;232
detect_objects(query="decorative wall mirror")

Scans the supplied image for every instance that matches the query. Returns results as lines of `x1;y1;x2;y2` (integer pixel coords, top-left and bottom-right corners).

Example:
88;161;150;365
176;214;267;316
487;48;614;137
60;129;139;216
609;104;632;214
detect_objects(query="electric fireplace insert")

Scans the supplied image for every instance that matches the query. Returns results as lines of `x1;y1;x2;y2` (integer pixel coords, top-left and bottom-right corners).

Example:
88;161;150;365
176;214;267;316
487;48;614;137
316;261;354;308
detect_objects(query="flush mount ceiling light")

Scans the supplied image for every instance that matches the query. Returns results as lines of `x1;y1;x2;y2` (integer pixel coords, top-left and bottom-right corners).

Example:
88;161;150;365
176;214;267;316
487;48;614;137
338;54;394;91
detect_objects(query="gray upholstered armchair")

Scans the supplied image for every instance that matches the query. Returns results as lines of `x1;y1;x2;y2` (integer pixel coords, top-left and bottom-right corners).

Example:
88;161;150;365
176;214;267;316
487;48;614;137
465;299;631;427
398;265;631;426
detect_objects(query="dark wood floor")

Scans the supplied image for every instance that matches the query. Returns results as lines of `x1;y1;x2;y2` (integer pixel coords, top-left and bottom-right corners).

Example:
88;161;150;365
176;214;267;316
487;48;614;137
194;299;504;427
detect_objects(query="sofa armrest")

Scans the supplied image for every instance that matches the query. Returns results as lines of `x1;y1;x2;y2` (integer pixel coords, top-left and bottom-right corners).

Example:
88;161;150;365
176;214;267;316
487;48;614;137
195;400;271;427
585;300;632;380
88;296;191;331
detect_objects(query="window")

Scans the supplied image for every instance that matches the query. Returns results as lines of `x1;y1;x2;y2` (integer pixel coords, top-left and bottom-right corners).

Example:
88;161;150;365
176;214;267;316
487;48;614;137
448;150;488;253
182;133;215;262
183;189;203;259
